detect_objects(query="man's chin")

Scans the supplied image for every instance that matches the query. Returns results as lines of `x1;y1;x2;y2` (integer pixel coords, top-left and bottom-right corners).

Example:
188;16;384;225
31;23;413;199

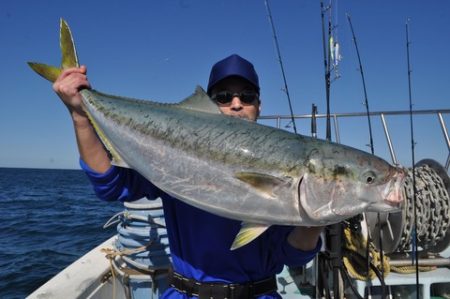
229;114;255;121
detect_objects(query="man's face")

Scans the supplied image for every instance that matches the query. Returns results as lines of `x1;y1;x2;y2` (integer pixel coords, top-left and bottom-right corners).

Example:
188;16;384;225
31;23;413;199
209;76;261;122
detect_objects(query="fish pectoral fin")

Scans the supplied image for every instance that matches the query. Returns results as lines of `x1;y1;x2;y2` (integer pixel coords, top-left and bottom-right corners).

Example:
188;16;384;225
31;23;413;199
230;223;270;250
178;86;223;114
235;172;291;198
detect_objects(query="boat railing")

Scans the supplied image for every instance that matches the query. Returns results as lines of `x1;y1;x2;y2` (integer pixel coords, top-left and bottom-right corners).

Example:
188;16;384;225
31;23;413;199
260;108;450;171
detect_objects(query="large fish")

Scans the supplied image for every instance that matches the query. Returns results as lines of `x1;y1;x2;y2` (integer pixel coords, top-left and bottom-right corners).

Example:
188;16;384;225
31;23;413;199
29;19;405;249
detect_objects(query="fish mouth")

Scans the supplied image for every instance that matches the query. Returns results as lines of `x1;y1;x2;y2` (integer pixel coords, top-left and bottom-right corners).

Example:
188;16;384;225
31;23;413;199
382;167;406;203
367;166;406;212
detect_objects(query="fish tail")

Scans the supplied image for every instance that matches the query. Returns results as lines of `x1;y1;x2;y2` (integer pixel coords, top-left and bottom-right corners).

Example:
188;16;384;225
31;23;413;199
27;18;79;82
27;63;62;82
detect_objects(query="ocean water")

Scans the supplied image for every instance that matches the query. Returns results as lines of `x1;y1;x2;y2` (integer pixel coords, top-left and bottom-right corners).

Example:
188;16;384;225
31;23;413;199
0;167;124;299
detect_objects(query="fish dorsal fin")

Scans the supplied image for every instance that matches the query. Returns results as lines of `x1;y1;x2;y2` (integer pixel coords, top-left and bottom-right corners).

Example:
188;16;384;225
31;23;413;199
178;86;222;114
231;223;270;250
235;172;292;198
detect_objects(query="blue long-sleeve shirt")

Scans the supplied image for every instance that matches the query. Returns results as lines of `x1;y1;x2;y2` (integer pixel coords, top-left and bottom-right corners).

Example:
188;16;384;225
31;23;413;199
80;159;321;298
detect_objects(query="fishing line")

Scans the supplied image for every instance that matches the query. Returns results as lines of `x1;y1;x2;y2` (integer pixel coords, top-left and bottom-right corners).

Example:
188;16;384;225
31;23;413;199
264;0;298;134
405;18;420;298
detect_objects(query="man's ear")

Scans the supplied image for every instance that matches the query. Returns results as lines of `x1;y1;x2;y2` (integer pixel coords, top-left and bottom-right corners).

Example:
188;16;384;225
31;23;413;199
257;100;262;118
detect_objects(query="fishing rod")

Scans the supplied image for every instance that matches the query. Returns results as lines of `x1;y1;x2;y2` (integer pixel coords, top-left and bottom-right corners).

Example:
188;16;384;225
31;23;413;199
320;2;345;299
264;0;298;134
406;18;420;298
346;14;374;155
346;14;388;299
320;0;332;141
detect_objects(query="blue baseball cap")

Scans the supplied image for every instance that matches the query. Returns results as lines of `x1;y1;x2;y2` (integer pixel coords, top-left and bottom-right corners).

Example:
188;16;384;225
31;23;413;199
207;54;260;95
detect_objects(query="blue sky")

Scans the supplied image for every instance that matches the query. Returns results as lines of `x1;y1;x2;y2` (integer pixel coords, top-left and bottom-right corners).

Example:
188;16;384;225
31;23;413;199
1;0;449;169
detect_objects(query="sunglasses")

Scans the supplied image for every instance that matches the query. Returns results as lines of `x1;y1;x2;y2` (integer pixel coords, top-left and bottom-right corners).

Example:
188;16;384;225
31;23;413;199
211;90;259;105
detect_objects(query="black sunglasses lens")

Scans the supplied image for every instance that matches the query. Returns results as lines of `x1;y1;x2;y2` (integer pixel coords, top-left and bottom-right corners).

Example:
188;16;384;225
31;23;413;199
212;91;258;104
240;92;258;104
213;92;232;104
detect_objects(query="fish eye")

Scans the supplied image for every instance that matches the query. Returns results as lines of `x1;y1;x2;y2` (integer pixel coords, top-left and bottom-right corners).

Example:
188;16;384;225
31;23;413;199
363;171;377;184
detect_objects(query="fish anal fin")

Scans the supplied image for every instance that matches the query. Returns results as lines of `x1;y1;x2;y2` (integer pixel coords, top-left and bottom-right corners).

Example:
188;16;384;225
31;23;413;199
235;172;291;198
231;223;270;250
178;86;222;114
111;157;132;169
79;90;130;169
91;118;130;169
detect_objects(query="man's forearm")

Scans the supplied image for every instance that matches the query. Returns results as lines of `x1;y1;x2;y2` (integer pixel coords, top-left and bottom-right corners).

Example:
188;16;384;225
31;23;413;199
72;115;111;173
287;226;323;251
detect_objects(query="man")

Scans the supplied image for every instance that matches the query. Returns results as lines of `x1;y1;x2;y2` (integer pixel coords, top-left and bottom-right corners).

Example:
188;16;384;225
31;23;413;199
54;54;323;298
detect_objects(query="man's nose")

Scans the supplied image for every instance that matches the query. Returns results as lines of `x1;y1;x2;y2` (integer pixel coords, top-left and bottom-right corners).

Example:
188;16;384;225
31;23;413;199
229;96;243;110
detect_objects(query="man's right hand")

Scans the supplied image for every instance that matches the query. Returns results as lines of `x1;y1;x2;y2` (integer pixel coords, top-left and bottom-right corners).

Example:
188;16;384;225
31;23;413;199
53;65;91;123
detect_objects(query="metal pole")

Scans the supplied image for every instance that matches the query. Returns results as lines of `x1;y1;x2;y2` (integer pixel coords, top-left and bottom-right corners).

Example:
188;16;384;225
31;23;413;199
437;113;450;171
333;114;341;144
380;113;398;165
